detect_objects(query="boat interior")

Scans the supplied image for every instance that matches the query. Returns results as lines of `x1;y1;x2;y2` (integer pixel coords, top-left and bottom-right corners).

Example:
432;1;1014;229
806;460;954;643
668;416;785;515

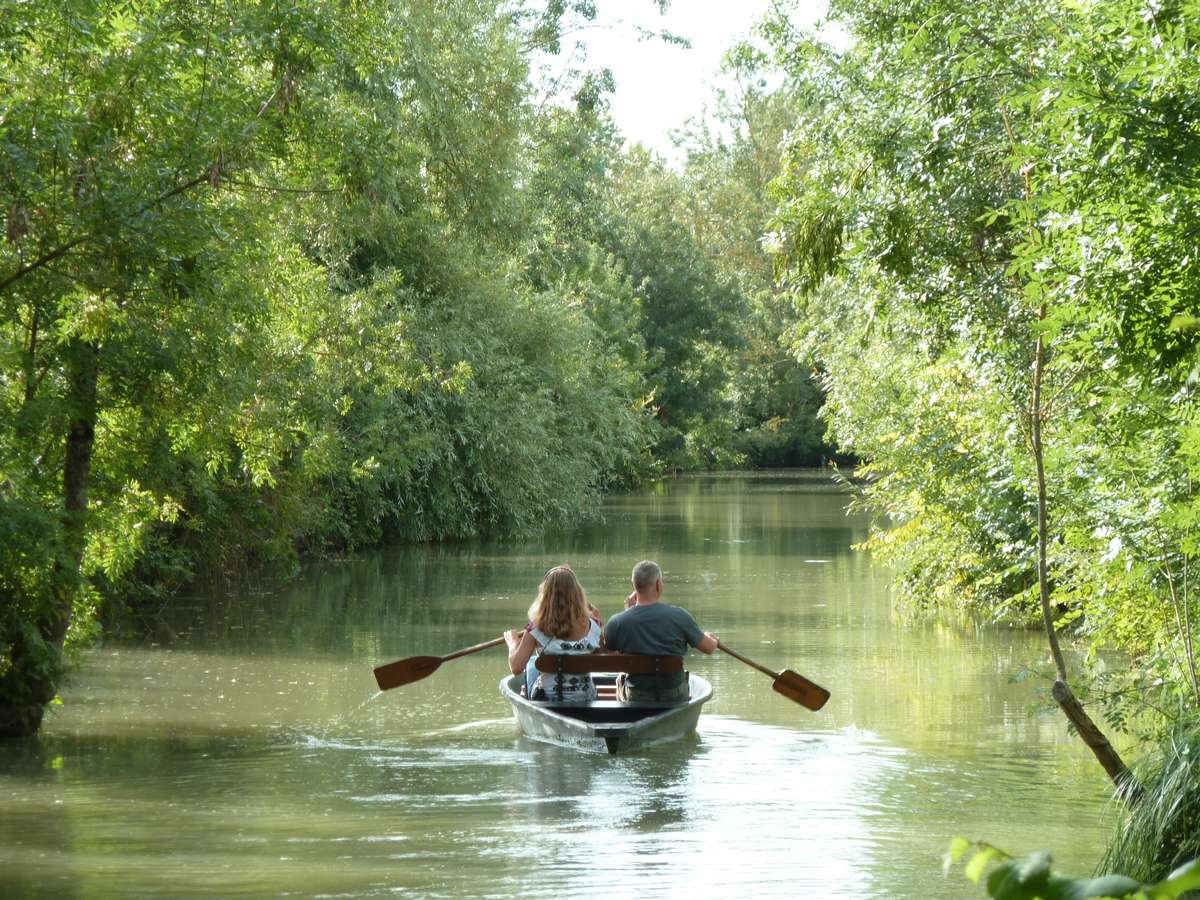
513;674;691;723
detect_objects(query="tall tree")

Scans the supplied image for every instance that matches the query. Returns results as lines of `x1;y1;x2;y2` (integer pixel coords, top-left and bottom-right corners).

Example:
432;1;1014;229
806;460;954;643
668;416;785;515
1;0;382;735
677;44;829;466
762;0;1200;783
0;0;656;736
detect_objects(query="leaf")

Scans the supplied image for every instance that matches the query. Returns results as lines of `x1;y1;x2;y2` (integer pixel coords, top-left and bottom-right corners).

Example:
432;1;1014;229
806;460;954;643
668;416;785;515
965;845;1007;884
1056;874;1143;899
986;852;1052;899
947;836;973;869
1147;859;1200;899
1169;314;1200;332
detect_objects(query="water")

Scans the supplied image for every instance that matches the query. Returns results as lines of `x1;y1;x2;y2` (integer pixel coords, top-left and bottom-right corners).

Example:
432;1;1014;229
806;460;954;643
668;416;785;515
0;472;1114;898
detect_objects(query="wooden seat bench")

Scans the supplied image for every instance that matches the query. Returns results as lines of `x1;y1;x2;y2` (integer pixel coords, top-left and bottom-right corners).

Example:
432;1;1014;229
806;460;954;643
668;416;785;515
533;652;683;676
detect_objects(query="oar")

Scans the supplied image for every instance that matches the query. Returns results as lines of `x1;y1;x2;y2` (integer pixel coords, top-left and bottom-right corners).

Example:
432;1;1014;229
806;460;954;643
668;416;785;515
373;635;507;691
717;640;830;711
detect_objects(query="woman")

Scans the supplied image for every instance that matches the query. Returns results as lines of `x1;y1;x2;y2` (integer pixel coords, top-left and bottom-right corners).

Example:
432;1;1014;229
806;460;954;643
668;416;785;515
505;565;601;702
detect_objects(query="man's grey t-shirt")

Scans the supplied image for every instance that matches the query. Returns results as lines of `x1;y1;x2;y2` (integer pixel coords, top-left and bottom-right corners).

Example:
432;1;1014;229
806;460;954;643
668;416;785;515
602;602;704;690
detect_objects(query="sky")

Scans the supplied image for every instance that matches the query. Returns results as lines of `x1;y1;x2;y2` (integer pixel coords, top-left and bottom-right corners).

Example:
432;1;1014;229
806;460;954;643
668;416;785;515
560;0;831;160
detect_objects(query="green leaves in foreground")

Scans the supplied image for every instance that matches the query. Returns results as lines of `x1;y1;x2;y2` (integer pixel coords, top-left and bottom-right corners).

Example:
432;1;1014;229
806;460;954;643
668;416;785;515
946;840;1200;900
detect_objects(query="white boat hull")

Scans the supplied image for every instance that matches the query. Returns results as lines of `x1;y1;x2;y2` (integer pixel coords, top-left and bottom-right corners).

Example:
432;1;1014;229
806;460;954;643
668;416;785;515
499;673;712;754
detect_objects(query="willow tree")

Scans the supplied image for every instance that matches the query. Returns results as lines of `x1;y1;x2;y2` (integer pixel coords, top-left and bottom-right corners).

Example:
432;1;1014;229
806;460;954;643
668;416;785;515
0;0;391;735
763;0;1200;788
0;0;666;736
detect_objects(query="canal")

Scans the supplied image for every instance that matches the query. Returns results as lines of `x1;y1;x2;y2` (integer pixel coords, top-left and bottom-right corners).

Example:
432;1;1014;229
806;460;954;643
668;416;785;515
0;471;1113;897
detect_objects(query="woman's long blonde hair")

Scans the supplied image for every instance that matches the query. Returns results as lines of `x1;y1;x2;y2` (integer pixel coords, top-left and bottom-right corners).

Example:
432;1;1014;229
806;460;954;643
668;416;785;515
528;565;589;639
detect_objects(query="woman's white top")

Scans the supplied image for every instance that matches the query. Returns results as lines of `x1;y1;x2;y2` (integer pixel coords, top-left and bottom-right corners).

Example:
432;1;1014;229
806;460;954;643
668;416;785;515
529;619;601;702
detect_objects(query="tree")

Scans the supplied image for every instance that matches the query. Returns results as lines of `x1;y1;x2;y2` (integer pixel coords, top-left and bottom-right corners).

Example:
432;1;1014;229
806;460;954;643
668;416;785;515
1;0;387;735
761;0;1200;784
677;43;829;466
0;0;657;737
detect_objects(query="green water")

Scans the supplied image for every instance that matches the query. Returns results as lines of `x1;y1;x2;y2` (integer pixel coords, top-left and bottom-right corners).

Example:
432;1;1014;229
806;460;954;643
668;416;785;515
1;472;1113;897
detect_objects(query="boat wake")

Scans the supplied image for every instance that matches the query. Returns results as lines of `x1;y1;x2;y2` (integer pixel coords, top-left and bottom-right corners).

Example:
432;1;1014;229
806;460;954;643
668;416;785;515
420;717;512;737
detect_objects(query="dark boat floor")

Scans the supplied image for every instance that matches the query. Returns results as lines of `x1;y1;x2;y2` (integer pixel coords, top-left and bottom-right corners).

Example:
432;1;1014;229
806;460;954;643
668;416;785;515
527;673;689;723
519;672;694;723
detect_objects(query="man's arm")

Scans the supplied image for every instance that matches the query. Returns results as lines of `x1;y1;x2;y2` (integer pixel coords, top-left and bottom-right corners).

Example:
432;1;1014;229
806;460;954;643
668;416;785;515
676;606;716;654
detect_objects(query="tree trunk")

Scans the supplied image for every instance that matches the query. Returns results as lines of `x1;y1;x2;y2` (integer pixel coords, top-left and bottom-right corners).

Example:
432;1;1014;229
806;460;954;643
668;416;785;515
0;339;98;738
1030;323;1139;802
51;337;98;629
1051;680;1137;798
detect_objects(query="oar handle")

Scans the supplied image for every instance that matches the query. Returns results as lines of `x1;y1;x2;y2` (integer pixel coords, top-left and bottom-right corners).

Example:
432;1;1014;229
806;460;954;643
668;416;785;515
441;635;507;663
716;640;780;679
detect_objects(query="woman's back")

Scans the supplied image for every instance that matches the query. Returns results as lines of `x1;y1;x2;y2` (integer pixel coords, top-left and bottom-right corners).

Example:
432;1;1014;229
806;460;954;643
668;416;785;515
530;619;601;702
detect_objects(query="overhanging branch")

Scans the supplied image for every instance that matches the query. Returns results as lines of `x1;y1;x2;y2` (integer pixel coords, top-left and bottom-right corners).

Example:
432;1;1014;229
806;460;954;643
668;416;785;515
0;172;209;295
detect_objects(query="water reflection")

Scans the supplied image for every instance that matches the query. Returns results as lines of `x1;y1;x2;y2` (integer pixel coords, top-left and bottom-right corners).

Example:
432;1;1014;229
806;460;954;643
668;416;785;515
1;472;1116;899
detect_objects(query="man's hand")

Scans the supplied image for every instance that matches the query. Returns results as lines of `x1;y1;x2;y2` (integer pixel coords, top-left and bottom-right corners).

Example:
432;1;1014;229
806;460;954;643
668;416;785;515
698;631;719;654
625;591;637;609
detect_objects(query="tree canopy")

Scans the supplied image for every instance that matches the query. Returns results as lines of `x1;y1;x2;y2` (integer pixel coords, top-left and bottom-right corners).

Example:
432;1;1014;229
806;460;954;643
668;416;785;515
0;0;825;735
763;0;1200;744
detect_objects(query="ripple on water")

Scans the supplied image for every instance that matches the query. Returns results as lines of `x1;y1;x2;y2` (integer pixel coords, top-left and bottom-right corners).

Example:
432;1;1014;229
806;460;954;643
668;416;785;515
4;474;1115;899
2;700;1106;899
278;711;919;898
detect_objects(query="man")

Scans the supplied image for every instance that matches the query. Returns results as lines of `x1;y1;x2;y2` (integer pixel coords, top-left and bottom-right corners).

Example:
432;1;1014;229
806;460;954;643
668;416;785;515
602;560;718;703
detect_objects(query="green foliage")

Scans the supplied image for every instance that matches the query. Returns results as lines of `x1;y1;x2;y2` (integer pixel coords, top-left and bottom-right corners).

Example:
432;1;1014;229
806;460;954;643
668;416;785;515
0;0;845;735
1100;718;1200;884
675;56;832;467
947;840;1200;900
0;0;664;732
763;0;1200;724
600;148;747;468
516;66;828;472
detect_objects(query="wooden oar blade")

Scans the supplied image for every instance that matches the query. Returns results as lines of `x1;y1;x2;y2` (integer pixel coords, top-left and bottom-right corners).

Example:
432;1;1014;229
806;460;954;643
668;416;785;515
773;670;831;711
373;656;442;691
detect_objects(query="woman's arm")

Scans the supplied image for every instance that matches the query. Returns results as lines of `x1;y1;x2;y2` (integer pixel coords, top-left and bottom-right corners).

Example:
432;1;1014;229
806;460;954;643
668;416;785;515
506;629;538;675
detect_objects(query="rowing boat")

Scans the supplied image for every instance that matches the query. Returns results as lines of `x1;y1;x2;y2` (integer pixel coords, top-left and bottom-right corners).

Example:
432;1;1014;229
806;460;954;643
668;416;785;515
498;672;713;754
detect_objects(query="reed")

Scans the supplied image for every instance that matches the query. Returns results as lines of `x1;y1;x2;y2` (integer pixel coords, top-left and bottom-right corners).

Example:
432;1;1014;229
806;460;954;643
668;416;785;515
1099;718;1200;883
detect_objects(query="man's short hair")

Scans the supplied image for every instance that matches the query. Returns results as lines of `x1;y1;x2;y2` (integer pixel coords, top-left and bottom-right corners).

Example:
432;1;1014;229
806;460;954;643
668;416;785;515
632;560;661;592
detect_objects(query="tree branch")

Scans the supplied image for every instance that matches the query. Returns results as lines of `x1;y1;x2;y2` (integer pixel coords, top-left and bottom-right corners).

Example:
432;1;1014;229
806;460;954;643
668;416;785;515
0;172;209;294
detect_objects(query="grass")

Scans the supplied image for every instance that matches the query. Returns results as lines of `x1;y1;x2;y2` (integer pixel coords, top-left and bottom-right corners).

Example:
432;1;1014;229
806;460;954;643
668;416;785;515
1100;717;1200;883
